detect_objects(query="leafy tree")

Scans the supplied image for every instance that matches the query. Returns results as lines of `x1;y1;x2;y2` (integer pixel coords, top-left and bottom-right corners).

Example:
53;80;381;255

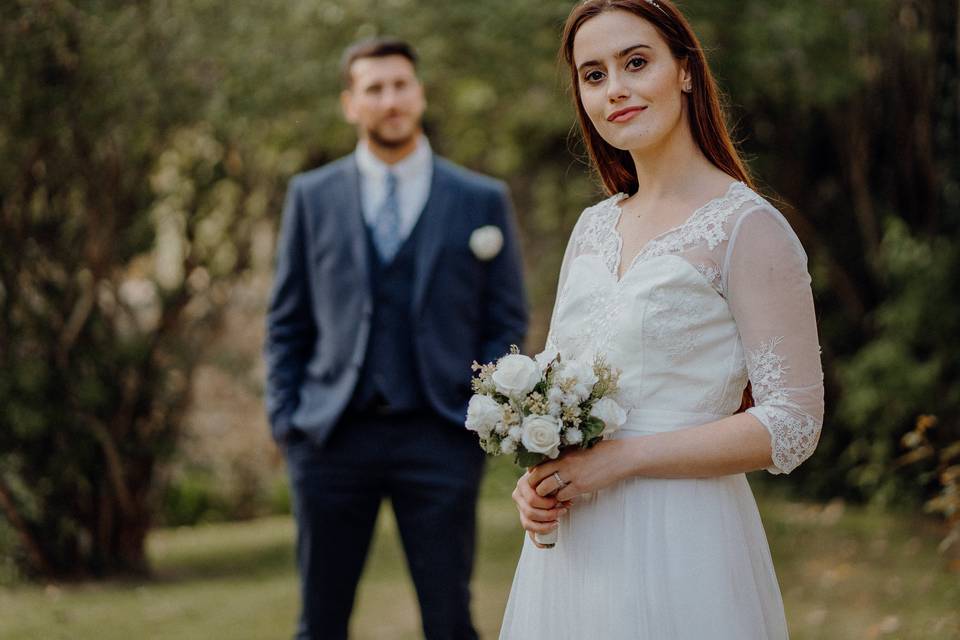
0;1;277;577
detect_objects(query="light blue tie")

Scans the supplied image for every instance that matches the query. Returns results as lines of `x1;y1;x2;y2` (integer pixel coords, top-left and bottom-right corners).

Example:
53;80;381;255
372;171;402;262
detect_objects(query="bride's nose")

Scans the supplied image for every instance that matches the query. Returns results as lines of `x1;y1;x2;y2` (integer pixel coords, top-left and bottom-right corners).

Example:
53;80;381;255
606;70;630;103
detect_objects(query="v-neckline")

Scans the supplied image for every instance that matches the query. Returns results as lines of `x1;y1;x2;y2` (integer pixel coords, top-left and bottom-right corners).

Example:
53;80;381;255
610;181;741;283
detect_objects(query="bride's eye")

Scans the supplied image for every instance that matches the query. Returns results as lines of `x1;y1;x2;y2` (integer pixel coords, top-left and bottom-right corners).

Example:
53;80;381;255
583;69;605;84
627;56;647;70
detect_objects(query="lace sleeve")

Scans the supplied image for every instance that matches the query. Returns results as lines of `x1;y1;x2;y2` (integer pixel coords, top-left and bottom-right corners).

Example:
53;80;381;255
724;205;825;474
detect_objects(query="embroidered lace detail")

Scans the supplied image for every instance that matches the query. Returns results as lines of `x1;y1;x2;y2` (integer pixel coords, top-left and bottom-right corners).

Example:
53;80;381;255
574;194;629;274
746;337;820;474
695;262;723;295
643;286;700;362
621;182;764;277
746;337;789;404
551;194;632;362
748;405;820;474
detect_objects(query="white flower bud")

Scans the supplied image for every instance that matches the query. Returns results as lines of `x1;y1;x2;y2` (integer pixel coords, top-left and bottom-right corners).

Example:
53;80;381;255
591;398;628;435
557;358;599;401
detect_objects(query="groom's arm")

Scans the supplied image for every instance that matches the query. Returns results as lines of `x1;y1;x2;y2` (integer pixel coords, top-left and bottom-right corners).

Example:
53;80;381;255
477;184;528;364
264;176;317;442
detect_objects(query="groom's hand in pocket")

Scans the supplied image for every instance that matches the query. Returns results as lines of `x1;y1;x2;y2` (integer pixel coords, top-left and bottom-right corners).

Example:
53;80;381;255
512;470;570;548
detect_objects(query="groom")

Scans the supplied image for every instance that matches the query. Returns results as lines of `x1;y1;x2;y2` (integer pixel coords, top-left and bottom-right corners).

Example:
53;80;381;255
264;38;528;639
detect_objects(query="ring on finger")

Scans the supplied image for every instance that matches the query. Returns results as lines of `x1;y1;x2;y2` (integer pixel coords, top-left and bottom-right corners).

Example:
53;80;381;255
552;471;568;489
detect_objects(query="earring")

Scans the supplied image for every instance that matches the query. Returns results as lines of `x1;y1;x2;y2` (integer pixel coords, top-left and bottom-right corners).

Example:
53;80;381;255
682;82;692;93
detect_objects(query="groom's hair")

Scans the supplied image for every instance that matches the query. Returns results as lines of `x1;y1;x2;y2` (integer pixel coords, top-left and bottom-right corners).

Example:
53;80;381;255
340;37;419;87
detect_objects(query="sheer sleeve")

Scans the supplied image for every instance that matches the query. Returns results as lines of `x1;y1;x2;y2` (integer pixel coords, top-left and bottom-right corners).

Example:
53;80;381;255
543;213;588;353
724;205;825;474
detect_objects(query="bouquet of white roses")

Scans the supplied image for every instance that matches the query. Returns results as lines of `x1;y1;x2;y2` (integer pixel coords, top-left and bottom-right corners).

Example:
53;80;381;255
466;346;625;546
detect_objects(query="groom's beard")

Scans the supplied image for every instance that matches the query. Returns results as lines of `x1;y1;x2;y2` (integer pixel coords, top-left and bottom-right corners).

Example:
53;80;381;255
365;109;421;150
368;126;418;150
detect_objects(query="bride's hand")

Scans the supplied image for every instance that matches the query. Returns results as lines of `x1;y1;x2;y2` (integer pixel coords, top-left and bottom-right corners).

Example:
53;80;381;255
512;470;569;548
528;440;626;502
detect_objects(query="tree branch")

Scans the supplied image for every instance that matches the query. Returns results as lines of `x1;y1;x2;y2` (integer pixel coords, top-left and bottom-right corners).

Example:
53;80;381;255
0;476;53;577
82;416;135;519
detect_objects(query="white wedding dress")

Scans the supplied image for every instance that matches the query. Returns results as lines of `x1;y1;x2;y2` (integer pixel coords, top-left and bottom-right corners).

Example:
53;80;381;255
499;182;824;639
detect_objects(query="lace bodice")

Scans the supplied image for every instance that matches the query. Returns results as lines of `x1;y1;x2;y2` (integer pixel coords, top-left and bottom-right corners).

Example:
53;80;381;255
545;182;824;474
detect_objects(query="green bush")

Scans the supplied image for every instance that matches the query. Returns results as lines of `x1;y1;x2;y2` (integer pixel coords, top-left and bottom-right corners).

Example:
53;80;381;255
829;220;960;505
159;470;230;528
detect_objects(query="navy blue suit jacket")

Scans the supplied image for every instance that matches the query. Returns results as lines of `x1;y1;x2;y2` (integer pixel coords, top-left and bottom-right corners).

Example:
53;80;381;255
264;153;528;446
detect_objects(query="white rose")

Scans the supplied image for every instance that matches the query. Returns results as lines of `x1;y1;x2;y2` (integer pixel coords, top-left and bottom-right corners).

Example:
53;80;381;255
508;425;522;440
491;354;540;399
469;225;504;261
590;398;627;435
465;395;502;436
520;414;562;459
557;358;599;401
563;427;583;445
499;436;518;455
534;345;560;373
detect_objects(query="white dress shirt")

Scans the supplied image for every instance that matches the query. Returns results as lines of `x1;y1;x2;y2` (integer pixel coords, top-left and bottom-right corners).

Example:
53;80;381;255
355;136;434;243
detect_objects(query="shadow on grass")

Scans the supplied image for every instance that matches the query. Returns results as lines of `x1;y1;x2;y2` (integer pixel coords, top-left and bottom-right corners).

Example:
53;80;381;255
145;517;297;585
150;539;294;584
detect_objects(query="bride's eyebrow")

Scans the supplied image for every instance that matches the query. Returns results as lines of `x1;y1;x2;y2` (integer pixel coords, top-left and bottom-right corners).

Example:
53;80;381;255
576;44;652;72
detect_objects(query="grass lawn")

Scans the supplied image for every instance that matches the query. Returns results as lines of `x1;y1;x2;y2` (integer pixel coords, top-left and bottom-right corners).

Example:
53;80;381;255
1;458;957;639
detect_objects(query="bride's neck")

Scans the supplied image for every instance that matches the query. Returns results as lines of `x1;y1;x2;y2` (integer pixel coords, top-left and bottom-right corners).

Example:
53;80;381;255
627;121;715;201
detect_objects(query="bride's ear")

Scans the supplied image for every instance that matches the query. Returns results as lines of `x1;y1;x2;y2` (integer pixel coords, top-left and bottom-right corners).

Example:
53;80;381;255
679;61;692;94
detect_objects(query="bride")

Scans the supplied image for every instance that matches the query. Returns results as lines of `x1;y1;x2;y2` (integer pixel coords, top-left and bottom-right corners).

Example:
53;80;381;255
501;1;824;638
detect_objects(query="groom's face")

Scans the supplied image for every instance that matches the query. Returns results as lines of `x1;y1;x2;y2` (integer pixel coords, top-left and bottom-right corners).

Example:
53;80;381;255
341;55;426;149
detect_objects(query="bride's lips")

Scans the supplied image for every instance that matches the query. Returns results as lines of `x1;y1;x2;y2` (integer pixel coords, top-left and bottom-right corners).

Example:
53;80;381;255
606;106;647;123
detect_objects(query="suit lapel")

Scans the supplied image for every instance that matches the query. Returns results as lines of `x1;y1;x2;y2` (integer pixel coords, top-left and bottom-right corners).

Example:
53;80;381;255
412;159;453;316
339;155;370;291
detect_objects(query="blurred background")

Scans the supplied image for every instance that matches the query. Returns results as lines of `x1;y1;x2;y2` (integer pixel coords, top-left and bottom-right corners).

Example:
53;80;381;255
1;0;958;638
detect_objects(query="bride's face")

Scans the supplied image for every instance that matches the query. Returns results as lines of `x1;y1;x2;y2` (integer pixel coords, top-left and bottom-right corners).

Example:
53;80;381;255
572;9;690;154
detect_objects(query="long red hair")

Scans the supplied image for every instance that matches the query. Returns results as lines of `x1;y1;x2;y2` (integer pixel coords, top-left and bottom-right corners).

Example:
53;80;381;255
560;0;755;195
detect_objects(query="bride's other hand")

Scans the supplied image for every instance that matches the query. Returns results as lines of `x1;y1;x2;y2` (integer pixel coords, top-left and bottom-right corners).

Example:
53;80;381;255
512;470;569;548
529;440;627;502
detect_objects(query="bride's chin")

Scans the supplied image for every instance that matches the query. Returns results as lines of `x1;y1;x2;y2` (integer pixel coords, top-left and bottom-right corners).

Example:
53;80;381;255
598;130;648;153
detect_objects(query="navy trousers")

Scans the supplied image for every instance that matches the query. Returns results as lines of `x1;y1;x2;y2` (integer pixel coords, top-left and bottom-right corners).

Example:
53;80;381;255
285;410;485;640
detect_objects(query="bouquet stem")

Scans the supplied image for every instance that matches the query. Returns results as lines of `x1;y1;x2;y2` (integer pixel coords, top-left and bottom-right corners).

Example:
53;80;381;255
534;527;558;548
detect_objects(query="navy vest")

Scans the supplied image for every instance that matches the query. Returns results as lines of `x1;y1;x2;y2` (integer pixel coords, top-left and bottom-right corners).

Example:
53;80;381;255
350;214;429;413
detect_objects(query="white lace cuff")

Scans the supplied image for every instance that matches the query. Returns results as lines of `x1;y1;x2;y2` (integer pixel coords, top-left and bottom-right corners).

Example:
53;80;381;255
747;405;821;474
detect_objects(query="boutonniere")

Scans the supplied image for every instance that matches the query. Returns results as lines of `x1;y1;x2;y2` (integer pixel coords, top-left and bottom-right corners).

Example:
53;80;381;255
469;225;504;261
